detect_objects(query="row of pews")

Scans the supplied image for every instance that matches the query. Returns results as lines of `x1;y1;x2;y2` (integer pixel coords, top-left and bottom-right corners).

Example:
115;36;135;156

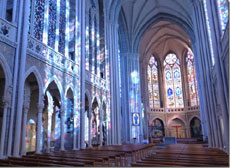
132;144;229;167
0;143;156;167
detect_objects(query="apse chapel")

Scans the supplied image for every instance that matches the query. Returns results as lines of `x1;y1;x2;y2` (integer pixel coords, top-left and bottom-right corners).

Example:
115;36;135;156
0;0;229;167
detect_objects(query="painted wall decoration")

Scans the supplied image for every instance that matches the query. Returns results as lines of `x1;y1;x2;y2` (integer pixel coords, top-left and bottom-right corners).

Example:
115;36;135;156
190;117;202;138
149;119;164;138
25;119;36;152
64;99;74;150
168;118;186;138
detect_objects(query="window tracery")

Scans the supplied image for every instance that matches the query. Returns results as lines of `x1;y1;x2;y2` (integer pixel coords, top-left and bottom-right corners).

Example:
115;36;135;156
147;56;160;108
187;50;199;106
164;53;184;108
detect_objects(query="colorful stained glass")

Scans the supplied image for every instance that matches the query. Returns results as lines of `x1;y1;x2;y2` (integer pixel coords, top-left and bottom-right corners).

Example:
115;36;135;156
164;54;184;108
187;50;199;106
88;9;92;68
217;0;229;32
59;0;66;55
148;56;160;108
94;17;97;74
28;0;32;34
203;0;215;65
48;0;57;49
33;0;45;41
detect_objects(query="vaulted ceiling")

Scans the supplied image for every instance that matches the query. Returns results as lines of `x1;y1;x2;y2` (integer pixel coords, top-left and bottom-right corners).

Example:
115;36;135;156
118;0;194;58
139;20;191;63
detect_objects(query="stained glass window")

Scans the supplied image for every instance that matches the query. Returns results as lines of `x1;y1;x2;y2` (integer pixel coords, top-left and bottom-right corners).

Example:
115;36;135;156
94;17;97;74
28;0;32;34
33;0;45;41
203;0;215;65
88;9;92;69
48;0;57;49
217;0;229;32
59;0;66;55
186;50;199;106
147;56;160;108
164;53;184;108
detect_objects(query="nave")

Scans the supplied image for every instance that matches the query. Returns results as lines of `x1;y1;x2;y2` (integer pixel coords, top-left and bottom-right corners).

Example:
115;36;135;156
0;143;228;167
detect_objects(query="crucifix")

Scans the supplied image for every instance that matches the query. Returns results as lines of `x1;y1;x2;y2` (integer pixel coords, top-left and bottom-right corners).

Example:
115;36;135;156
172;125;181;138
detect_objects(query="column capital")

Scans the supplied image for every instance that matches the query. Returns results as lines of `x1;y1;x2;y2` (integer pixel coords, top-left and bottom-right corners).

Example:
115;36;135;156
37;103;44;113
2;97;10;108
60;106;65;116
23;103;30;112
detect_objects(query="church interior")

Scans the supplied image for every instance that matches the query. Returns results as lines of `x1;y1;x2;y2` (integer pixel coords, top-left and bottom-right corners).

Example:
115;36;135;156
0;0;229;167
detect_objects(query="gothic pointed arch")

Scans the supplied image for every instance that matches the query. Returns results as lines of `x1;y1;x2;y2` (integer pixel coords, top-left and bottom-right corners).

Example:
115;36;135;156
147;55;160;108
164;53;184;108
186;50;199;106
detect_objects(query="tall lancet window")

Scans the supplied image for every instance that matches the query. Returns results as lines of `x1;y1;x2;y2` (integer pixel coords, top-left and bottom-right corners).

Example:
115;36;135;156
48;0;57;49
147;56;160;108
187;50;199;106
33;0;45;41
59;0;66;55
164;53;184;108
217;0;229;32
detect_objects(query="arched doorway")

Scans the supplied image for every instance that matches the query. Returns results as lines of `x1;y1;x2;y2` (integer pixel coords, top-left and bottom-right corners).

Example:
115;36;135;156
23;73;40;153
64;88;74;150
168;118;186;138
91;98;99;146
42;81;61;152
190;117;202;138
149;118;165;138
0;65;6;144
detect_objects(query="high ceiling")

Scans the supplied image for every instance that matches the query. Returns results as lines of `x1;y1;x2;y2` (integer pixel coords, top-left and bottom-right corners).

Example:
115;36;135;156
118;0;194;56
139;20;191;63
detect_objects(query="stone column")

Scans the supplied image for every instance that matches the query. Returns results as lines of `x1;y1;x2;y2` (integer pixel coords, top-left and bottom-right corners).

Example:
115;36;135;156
79;0;86;149
12;0;30;157
106;21;121;145
0;0;7;18
60;109;65;151
36;102;44;154
192;0;218;148
207;0;229;152
20;102;30;155
73;113;77;150
185;127;190;138
0;97;10;158
88;109;92;148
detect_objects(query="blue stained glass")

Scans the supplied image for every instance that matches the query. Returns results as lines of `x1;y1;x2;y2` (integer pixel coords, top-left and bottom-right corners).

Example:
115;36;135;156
28;0;32;34
88;9;92;66
166;71;172;80
174;69;180;79
164;53;184;108
167;88;173;96
48;0;57;48
175;87;182;96
217;0;229;31
34;0;45;41
59;0;66;55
